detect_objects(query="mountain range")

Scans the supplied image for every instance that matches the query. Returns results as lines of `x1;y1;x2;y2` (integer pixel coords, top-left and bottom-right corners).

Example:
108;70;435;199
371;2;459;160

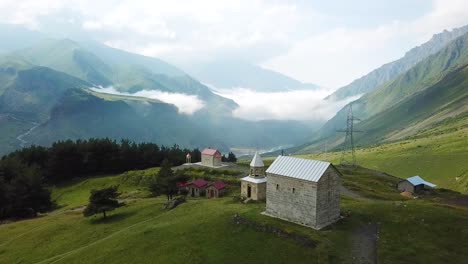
183;59;318;92
0;33;317;156
294;26;468;154
1;24;467;161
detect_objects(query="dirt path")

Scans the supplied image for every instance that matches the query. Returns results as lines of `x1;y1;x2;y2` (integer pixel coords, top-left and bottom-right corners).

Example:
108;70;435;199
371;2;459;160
340;186;372;201
351;223;379;264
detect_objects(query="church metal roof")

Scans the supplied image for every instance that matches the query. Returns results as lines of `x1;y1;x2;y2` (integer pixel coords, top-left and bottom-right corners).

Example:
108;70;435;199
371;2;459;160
250;152;264;167
266;156;331;182
241;176;267;183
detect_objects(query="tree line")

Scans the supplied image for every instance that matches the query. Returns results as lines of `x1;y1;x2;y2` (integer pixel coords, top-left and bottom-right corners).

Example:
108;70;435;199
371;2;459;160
0;138;202;220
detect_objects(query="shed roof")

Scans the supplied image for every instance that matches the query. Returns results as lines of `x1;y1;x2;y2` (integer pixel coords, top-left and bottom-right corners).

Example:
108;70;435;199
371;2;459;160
188;179;209;188
208;181;226;190
406;176;436;188
201;148;222;157
250;152;264;167
266;156;331;182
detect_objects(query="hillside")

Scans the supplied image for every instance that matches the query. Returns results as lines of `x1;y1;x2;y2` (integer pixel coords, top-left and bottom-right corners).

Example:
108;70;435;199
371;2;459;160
306;31;468;151
15;39;235;109
326;25;468;101
299;115;468;193
0;166;467;263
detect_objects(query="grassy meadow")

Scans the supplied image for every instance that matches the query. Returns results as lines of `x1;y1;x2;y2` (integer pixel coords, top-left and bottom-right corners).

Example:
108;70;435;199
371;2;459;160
0;166;467;264
299;118;468;193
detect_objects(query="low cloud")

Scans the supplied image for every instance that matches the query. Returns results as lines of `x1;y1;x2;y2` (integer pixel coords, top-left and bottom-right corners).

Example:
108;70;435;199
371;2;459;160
90;86;205;115
213;87;360;121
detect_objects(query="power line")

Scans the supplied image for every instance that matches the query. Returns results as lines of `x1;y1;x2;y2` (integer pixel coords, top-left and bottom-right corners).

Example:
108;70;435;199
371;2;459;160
336;103;362;167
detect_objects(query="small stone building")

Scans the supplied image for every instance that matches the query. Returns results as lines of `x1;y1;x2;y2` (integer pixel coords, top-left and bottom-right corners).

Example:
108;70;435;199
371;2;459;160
265;156;341;230
206;181;227;198
241;152;267;201
397;176;436;193
201;148;222;167
186;179;209;197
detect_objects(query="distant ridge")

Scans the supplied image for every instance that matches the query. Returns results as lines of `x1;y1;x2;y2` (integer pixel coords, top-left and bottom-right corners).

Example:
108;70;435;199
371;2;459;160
326;25;468;101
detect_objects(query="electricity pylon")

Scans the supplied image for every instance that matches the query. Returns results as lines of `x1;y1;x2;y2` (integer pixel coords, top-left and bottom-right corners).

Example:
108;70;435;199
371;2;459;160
337;103;362;167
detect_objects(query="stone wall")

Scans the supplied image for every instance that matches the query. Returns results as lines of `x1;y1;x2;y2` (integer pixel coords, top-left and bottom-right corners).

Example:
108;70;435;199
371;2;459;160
265;166;341;229
201;154;213;167
315;167;341;229
213;156;221;167
265;174;318;227
188;185;205;197
241;181;266;201
201;154;221;167
232;214;317;248
397;181;414;193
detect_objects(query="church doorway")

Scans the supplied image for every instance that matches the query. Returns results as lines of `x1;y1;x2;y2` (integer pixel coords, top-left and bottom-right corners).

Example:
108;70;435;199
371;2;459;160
247;186;251;198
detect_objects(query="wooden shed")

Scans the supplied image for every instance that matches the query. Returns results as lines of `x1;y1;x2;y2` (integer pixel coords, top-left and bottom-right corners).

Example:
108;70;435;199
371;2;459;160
397;176;436;194
206;181;227;198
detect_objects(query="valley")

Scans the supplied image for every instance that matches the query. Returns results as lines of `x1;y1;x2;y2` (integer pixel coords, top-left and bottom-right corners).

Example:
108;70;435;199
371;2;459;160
1;6;468;264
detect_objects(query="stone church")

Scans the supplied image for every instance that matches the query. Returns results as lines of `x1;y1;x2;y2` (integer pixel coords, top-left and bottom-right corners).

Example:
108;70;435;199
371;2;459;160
201;148;222;167
240;152;267;201
265;156;341;230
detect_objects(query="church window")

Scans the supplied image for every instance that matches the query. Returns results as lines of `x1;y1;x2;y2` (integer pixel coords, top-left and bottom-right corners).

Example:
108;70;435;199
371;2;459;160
276;184;279;190
292;188;295;193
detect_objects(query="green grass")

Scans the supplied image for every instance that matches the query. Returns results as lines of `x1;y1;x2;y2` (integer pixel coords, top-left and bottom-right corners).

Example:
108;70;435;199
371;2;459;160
51;168;159;210
1;166;467;264
300;120;468;193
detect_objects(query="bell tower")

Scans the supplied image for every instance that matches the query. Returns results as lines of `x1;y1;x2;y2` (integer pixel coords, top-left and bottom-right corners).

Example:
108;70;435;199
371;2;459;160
240;152;267;201
250;152;265;177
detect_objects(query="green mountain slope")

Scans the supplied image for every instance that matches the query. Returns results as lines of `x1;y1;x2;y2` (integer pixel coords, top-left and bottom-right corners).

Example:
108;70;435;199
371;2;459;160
312;31;468;145
24;88;222;149
326;25;468;100
17;39;113;86
0;60;89;122
356;64;468;144
15;39;237;112
24;88;312;153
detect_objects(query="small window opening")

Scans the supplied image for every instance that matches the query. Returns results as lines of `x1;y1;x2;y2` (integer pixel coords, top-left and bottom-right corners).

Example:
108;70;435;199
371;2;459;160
292;188;295;193
276;184;279;190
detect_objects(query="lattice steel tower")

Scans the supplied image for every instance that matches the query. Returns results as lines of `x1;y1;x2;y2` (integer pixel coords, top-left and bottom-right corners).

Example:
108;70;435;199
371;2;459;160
337;103;361;167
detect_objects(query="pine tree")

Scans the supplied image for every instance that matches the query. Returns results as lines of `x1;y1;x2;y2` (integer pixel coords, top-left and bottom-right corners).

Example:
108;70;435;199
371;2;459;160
83;186;120;218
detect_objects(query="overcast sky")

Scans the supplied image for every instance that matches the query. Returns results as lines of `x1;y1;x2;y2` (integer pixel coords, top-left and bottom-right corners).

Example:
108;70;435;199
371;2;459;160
1;0;468;88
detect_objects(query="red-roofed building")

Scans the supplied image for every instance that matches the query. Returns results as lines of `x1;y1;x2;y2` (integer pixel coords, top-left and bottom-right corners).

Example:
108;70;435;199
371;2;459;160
186;179;209;197
201;148;222;167
206;181;227;198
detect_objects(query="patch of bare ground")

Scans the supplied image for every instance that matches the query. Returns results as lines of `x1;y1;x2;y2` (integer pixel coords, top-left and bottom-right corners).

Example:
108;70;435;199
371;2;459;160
351;222;379;264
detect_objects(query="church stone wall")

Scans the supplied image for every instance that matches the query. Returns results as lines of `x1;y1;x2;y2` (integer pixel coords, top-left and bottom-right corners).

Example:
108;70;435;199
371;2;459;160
265;166;341;229
201;154;213;167
201;155;221;167
265;174;318;227
241;181;266;201
315;167;341;229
